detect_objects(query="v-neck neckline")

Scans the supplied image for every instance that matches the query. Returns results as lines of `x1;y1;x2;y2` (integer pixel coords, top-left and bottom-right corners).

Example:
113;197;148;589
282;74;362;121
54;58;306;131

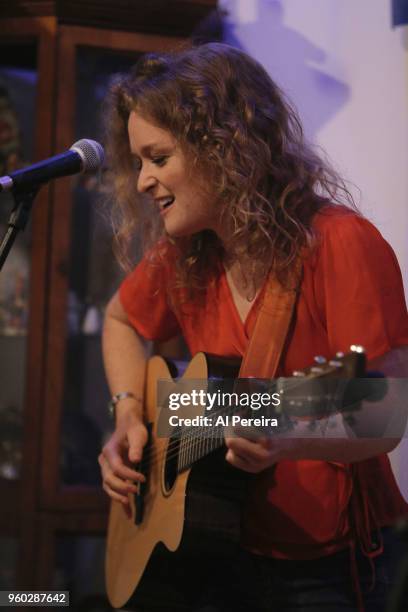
221;267;265;332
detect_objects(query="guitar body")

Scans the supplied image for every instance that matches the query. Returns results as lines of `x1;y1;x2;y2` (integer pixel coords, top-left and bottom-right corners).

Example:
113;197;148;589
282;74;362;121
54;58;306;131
106;352;242;609
105;348;366;608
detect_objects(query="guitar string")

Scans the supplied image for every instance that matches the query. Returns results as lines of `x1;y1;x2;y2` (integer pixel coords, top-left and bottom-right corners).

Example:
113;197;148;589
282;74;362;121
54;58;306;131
138;374;298;470
137;377;361;473
138;377;359;471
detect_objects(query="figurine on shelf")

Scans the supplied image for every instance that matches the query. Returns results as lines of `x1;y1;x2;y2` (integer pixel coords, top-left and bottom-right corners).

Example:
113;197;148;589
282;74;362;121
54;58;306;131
0;84;30;336
82;304;102;335
0;85;22;176
0;404;23;480
1;272;28;336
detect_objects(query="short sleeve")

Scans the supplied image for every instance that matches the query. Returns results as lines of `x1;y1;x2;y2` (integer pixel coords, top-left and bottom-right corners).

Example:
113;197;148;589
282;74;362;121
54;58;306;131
119;246;181;342
312;211;408;359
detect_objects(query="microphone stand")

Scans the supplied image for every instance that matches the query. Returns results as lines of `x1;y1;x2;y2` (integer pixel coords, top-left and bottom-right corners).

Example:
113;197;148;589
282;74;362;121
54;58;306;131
0;186;40;272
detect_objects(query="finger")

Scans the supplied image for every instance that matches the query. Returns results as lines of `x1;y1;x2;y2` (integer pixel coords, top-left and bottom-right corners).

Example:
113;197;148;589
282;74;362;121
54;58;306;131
99;454;139;495
225;424;261;441
102;445;146;482
127;424;148;463
100;449;143;481
102;481;130;504
122;502;132;520
225;436;259;451
225;449;261;473
226;436;271;463
104;468;141;497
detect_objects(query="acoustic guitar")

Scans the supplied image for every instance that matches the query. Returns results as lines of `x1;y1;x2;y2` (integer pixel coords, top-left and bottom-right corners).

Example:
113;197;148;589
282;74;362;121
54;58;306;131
106;347;366;608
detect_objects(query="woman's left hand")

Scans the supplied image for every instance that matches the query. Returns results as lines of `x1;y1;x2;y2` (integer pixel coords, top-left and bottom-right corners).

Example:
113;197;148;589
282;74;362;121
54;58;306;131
225;436;295;473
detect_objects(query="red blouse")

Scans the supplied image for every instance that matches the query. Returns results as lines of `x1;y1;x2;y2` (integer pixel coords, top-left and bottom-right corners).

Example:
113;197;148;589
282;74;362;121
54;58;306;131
120;206;408;559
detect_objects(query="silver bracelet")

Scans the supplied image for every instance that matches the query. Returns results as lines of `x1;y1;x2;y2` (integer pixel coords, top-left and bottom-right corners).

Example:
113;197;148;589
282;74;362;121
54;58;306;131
108;391;142;418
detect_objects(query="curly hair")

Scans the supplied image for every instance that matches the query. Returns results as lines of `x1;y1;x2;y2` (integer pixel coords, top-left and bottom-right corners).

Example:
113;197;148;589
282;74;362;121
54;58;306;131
103;42;355;293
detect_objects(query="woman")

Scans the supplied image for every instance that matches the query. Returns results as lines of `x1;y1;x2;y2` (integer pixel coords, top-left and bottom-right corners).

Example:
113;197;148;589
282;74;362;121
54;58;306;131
99;43;408;611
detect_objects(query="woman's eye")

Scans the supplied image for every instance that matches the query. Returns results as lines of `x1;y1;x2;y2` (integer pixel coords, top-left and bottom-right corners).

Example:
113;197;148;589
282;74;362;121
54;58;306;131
152;156;168;166
132;158;142;171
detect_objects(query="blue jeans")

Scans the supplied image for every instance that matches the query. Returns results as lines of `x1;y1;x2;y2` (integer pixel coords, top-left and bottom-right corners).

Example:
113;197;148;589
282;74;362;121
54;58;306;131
126;527;405;611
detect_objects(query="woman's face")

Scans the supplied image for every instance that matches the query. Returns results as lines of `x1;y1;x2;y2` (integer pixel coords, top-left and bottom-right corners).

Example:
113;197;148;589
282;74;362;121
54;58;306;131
128;111;218;238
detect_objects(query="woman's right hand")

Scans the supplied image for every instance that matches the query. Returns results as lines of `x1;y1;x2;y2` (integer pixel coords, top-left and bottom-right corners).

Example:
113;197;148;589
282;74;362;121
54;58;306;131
98;408;148;514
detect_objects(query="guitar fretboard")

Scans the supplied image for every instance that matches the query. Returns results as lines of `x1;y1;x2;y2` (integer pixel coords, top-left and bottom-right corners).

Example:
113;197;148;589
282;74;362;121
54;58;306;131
177;410;226;473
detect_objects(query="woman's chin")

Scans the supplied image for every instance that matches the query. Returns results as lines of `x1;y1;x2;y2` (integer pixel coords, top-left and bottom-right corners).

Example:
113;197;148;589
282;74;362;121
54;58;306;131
164;221;204;239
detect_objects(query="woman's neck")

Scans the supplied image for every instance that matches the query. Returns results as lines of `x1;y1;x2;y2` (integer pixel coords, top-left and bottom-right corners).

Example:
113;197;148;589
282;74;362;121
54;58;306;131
223;256;265;302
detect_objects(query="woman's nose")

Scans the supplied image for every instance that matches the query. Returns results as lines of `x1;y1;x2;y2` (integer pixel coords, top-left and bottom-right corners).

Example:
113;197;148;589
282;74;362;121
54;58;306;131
137;167;157;193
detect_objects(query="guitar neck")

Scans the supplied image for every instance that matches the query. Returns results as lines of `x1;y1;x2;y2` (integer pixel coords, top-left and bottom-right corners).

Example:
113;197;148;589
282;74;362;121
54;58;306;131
177;416;225;473
171;348;367;474
176;397;276;472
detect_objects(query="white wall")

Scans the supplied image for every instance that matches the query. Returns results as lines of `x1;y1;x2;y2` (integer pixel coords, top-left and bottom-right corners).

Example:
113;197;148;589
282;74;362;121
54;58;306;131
219;0;408;496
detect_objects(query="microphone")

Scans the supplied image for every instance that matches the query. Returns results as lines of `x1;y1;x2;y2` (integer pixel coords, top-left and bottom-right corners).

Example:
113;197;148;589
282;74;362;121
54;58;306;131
0;139;105;193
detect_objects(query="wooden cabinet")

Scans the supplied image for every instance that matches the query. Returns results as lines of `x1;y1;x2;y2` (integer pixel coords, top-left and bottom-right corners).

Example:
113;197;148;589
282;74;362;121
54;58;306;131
0;1;216;605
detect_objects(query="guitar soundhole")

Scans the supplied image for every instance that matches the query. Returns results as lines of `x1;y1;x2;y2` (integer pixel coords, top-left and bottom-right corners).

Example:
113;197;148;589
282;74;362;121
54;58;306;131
163;434;180;494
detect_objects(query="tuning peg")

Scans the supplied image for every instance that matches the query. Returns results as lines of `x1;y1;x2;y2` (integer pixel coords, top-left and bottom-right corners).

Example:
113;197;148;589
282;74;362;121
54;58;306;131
335;351;344;358
350;344;365;354
329;360;342;368
314;355;327;364
292;370;306;377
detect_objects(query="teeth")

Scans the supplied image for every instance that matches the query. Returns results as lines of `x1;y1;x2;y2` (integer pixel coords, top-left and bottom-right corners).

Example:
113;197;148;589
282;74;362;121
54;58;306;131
158;197;174;210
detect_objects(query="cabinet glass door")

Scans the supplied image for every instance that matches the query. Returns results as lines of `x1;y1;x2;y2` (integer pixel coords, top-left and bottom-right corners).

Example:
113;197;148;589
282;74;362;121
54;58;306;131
0;42;37;483
0;39;38;592
61;47;141;487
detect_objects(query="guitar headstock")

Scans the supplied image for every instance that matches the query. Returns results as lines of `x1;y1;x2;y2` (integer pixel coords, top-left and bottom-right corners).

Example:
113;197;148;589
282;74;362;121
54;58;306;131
292;345;366;380
275;346;368;420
